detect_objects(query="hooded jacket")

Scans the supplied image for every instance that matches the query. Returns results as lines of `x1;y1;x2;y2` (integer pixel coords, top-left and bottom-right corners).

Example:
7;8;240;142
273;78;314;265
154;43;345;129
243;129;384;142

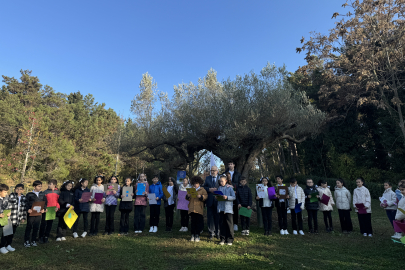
334;186;351;210
149;181;164;206
8;193;27;225
317;186;335;211
353;186;372;214
186;187;207;215
288;185;305;210
381;188;397;211
217;185;236;214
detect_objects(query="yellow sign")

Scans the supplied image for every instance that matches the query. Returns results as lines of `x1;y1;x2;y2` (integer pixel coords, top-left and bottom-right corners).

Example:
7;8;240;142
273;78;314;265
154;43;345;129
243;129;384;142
63;206;78;229
187;188;198;198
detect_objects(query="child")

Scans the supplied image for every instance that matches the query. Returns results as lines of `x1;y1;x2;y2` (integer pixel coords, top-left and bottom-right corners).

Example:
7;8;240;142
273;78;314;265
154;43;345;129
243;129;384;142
2;184;27;252
119;177;133;235
39;179;60;244
334;179;353;233
0;184;11;254
275;175;289;235
288;178;305;235
186;176;207;242
256;177;274;236
393;183;405;239
317;179;335;232
226;172;239;232
104;175;120;235
89;176;106;236
304;179;319;234
216;175;236;245
56;181;75;241
24;180;47;247
237;176;252;236
395;180;405;204
353;177;373;237
134;173;149;233
72;178;91;238
178;177;191;232
162;177;178;232
380;182;397;237
148;175;163;233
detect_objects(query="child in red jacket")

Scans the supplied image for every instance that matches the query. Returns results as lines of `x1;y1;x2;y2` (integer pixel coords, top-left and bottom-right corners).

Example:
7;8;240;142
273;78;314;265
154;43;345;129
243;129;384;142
39;179;60;243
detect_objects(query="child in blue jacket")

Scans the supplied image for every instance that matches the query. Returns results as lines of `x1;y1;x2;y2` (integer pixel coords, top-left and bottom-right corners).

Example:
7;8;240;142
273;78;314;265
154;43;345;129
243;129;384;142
148;175;163;233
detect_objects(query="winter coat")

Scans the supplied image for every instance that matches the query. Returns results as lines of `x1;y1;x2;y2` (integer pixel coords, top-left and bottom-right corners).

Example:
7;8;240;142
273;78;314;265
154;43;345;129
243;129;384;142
74;187;90;213
288;185;305;210
90;184;105;213
304;186;319;210
0;196;9;214
317;187;335;211
104;184;120;206
353;186;372;213
58;190;75;215
381;188;397;211
236;185;252;208
43;189;61;209
395;197;405;220
8;193;27;226
186;187;207;215
334;187;351;210
25;191;47;212
134;182;149;206
217;185;236;214
119;185;133;211
149;182;164;206
163;185;178;208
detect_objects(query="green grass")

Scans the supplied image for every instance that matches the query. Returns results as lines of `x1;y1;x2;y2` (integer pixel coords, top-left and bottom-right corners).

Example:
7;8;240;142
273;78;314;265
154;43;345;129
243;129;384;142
2;199;404;270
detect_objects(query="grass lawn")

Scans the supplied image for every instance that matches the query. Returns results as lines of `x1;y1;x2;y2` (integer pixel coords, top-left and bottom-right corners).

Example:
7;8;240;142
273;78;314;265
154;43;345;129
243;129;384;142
2;198;404;269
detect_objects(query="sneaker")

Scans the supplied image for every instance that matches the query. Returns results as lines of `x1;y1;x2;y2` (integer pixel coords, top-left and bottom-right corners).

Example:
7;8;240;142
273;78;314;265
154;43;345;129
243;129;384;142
293;230;298;235
31;241;37;247
280;229;285;235
24;241;31;248
284;230;289;235
392;232;403;239
73;232;78;238
299;230;305;235
190;235;195;242
183;227;188;232
227;243;233;246
219;240;225;245
56;238;62;242
38;237;44;244
43;237;49;243
153;226;158;233
309;229;314;234
61;237;66;241
103;231;108;235
138;231;142;234
149;227;154;233
287;209;291;214
363;233;367;236
245;230;249;236
234;224;238;231
0;247;9;254
194;235;200;242
81;232;87;238
241;230;246;235
6;245;15;252
368;234;373;237
179;227;184;232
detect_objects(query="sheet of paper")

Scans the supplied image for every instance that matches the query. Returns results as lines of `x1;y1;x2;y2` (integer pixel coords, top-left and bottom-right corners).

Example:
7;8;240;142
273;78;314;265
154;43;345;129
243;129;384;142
177;190;189;211
295;203;302;213
256;184;266;198
320;194;330;205
163;186;171;198
310;192;319;203
136;183;146;196
379;196;387;203
30;201;45;216
267;187;277;200
63;206;78;229
239;207;252;217
81;192;92;202
94;192;103;204
3;219;13;236
148;193;157;204
0;210;11;226
105;183;118;196
45;206;56;221
187;188;198;198
122;186;133;202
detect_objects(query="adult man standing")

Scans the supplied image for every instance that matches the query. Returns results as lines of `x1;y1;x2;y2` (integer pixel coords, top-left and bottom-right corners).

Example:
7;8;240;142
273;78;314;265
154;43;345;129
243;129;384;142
224;161;241;231
203;166;220;240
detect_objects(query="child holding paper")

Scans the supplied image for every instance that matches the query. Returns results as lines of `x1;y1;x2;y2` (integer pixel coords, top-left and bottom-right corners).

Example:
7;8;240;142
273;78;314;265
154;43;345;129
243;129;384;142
288;178;305;235
24;180;47;248
353;177;373;237
134;173;149;233
162;177;178;232
119;177;133;235
236;176;252;236
317;180;335;232
39;179;60;244
216;175;236;245
178;177;191;232
186;176;207;242
104;176;120;235
148;175;163;233
72;178;91;238
3;184;27;252
89;176;106;236
56;181;75;241
380;182;397;236
393;183;405;239
334;179;353;233
275;175;289;235
304;179;319;234
256;177;274;236
0;184;11;254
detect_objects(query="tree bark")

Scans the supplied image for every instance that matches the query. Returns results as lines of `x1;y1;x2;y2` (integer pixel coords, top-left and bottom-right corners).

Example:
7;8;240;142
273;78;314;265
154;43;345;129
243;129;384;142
20;119;34;183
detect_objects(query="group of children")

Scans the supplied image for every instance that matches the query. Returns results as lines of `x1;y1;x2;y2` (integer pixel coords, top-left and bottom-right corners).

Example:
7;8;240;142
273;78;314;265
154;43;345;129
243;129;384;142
0;174;404;253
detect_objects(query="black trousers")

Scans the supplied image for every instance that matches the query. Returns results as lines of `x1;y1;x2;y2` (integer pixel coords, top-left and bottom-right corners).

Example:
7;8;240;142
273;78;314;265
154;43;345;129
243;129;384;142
134;205;146;231
25;215;41;242
1;225;18;247
307;209;318;230
240;216;250;230
90;212;101;234
180;210;189;228
105;205;116;233
261;207;273;232
291;210;303;231
276;202;288;230
165;204;175;228
322;211;333;228
357;213;373;234
233;202;238;225
190;212;203;235
72;212;88;233
57;215;68;238
39;214;54;238
207;201;220;236
120;210;131;233
149;205;161;227
338;209;353;232
219;212;234;243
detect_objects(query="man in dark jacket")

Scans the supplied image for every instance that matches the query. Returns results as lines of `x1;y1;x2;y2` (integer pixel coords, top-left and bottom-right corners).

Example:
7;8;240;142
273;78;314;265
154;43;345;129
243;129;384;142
236;176;252;235
223;161;241;231
203;166;220;240
304;179;319;234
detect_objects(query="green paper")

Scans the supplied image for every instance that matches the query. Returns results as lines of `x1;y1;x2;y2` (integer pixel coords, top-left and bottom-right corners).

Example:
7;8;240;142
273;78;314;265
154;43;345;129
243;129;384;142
214;195;226;201
401;236;405;245
0;210;11;226
310;192;319;203
239;207;252;218
45;206;56;221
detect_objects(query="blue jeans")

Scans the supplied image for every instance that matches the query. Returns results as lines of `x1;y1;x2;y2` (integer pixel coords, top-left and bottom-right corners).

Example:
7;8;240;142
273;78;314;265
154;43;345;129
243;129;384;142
386;210;396;228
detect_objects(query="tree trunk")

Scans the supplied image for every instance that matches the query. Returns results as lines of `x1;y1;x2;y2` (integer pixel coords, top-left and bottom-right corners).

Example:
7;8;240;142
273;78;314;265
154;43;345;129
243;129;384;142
278;142;286;176
20;119;34;183
288;140;300;174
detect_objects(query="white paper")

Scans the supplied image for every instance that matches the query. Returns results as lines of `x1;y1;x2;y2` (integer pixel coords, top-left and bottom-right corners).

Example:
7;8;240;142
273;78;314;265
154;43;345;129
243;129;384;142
33;206;41;212
148;193;157;205
279;189;286;195
379;196;387;203
256;184;266;199
3;219;13;236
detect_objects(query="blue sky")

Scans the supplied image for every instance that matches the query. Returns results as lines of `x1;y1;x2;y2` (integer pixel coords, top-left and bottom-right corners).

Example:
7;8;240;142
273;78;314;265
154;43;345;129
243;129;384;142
0;0;346;117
